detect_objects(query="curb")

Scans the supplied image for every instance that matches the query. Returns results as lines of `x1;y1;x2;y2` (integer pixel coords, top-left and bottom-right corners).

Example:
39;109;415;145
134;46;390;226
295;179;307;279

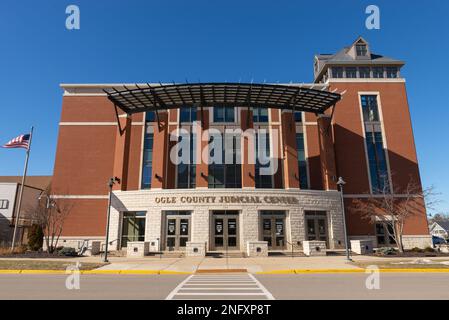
256;268;449;274
1;268;449;275
0;270;192;275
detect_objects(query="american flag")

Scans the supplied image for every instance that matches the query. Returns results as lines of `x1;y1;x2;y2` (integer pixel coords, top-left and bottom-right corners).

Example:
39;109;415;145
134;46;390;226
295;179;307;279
2;134;31;149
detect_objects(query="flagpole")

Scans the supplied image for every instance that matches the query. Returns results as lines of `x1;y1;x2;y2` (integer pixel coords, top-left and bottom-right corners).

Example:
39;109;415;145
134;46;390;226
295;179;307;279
11;126;34;251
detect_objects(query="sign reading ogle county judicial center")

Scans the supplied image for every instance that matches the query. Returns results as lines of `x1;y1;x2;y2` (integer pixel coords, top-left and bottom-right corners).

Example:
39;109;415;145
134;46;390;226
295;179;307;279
154;195;299;205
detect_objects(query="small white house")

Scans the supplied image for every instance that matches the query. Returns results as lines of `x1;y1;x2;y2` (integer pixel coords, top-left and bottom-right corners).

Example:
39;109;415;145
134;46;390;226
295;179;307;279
429;221;449;240
0;176;51;246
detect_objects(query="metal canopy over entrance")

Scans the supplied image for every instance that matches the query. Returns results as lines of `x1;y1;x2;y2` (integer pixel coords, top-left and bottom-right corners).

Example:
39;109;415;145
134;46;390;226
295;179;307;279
104;83;341;115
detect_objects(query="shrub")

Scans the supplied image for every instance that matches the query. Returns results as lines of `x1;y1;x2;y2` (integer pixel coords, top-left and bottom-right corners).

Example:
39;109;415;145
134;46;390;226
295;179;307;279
410;247;423;253
28;225;44;251
58;247;78;257
376;247;396;255
423;247;435;253
0;246;27;256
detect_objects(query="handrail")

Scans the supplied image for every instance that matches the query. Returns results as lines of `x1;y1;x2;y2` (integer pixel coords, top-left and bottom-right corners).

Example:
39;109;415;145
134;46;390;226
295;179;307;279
285;240;298;258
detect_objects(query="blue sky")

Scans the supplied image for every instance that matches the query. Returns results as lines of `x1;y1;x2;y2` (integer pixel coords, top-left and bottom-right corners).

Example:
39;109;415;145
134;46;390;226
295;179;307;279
0;0;448;213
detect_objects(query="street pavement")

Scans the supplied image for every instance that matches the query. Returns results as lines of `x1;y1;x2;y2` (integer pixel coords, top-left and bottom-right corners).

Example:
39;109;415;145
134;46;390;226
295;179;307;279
1;273;449;300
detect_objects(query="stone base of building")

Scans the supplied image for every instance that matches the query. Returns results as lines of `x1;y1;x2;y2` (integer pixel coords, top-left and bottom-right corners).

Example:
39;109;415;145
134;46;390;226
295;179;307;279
246;241;268;257
303;241;327;256
350;240;374;255
186;242;206;257
402;235;433;250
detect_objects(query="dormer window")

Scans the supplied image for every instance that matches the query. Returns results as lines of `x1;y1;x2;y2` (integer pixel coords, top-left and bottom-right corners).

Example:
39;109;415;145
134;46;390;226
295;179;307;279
356;44;368;57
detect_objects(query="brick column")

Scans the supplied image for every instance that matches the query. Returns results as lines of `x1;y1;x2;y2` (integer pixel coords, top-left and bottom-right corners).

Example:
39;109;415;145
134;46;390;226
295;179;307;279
271;109;283;189
281;111;299;189
317;114;337;190
112;115;132;191
196;109;209;188
241;109;255;188
151;112;168;189
166;109;178;189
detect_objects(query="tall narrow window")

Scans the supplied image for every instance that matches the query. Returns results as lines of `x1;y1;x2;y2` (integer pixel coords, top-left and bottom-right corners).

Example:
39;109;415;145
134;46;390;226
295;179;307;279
141;128;154;189
213;106;235;123
208;133;241;188
296;133;309;189
253;107;269;123
361;95;380;122
366;132;389;193
361;95;389;194
176;132;196;189
294;111;303;122
255;131;273;188
180;106;197;123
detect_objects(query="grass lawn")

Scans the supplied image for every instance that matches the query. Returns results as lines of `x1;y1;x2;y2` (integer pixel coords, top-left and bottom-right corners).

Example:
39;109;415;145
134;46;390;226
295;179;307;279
353;261;449;269
0;260;107;270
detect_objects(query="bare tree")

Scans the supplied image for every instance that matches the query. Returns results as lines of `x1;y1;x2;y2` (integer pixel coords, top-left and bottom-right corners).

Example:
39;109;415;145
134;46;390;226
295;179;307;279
351;175;437;253
28;186;73;253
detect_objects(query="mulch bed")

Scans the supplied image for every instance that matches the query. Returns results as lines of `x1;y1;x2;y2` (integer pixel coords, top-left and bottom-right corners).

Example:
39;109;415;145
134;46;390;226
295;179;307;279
0;252;79;259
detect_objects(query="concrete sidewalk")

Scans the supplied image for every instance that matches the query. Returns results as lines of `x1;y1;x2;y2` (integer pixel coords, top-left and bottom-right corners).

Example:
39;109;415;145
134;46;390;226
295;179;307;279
91;255;449;273
2;255;449;274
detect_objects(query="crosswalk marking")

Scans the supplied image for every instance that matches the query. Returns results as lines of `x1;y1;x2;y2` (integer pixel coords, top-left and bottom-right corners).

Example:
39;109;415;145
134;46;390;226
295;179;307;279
166;273;275;300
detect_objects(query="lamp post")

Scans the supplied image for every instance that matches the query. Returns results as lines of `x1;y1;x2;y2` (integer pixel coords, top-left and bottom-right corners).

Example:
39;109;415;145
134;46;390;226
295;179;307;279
337;177;351;261
103;177;117;263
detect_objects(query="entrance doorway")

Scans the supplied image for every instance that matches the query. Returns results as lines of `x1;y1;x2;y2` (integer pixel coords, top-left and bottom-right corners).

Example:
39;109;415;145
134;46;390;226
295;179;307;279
305;211;328;244
211;210;239;251
164;211;191;251
260;211;286;250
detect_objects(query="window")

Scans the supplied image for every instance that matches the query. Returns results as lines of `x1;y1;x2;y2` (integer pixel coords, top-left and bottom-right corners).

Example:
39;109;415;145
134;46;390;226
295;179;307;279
294;111;303;122
361;95;380;122
386;67;398;79
359;67;371;78
180;106;197;123
208;133;242;188
332;67;343;78
375;223;396;247
255;131;273;188
0;200;8;209
141;130;154;189
213;106;235;123
372;67;384;78
253;107;269;123
356;44;368;56
121;212;146;248
366;132;389;194
146;111;156;122
346;67;357;78
296;133;309;189
177;132;196;189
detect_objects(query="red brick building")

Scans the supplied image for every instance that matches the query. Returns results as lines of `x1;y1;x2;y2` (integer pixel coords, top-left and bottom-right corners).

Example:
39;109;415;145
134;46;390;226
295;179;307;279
52;38;430;254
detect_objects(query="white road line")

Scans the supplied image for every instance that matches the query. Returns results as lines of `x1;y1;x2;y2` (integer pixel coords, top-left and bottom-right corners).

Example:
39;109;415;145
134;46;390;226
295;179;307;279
249;274;275;300
175;293;267;296
165;275;194;300
166;274;275;300
179;288;262;290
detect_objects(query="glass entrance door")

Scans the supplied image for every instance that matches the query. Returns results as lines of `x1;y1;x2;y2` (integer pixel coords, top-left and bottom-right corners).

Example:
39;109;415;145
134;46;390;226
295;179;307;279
260;211;286;250
305;211;328;244
165;211;191;251
211;211;239;251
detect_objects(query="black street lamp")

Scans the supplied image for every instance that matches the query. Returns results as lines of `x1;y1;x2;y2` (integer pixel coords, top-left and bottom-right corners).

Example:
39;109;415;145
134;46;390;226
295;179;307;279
337;177;351;261
103;177;118;263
